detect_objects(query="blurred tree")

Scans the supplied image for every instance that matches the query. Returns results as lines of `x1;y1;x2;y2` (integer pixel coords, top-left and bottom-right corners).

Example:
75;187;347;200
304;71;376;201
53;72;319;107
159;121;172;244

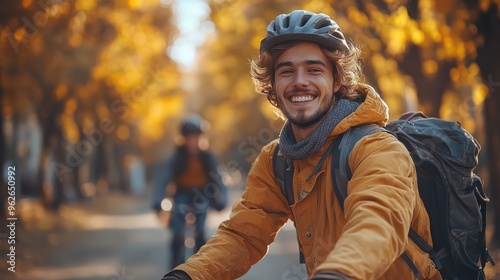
475;2;500;247
0;0;182;209
0;0;32;219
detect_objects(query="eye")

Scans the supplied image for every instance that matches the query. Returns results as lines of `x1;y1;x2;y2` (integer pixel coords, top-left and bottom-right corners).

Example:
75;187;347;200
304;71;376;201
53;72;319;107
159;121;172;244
278;69;293;75
308;68;322;73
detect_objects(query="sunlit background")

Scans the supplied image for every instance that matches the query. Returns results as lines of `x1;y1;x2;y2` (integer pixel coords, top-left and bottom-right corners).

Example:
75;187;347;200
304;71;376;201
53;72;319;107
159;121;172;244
1;0;500;279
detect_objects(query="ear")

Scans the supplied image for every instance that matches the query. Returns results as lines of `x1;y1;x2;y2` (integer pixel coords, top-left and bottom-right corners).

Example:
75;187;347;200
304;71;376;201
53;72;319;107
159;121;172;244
333;76;341;93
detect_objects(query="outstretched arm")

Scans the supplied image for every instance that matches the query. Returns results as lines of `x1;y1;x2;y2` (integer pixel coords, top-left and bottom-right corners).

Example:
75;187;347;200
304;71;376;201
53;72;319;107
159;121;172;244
165;143;291;280
315;133;417;279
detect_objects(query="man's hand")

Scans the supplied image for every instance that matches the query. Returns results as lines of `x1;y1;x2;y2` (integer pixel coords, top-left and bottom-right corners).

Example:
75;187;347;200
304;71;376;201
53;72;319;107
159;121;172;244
161;270;191;280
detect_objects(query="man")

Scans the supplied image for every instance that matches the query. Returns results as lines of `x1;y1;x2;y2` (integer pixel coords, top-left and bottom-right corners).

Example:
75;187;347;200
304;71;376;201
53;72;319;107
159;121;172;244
153;115;227;269
161;10;441;280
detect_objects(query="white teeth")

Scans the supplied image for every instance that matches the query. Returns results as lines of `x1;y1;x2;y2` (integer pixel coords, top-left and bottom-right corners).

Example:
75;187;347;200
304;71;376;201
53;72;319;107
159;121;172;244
291;95;314;102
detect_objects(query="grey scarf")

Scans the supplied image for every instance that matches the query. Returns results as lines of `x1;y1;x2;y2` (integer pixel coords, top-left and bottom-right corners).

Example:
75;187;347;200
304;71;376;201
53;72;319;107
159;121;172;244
279;99;360;160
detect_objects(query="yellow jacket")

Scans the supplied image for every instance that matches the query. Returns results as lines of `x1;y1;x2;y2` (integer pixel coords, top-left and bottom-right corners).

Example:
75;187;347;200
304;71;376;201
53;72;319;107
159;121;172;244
175;84;442;280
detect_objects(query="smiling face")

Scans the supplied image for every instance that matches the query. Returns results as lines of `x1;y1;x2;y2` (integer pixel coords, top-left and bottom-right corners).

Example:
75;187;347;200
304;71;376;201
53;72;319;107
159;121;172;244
274;42;340;130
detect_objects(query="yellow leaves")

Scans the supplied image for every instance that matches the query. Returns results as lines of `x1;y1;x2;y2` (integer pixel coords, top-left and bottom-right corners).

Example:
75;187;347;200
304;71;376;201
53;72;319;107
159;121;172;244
372;6;414;56
214;12;232;32
233;78;254;101
449;67;460;82
116;72;145;94
304;0;334;15
372;53;398;73
472;83;488;106
441;62;485;132
116;125;130;141
347;7;369;26
93;9;169;87
410;28;425;45
423;60;438;76
207;101;237;132
65;98;77;114
393;6;409;26
371;53;408;117
366;38;382;52
22;0;32;8
30;35;43;54
250;18;267;50
259;98;282;121
89;3;182;143
442;36;455;59
450;63;480;85
92;18;173;94
251;34;262;51
128;0;141;9
61;98;79;144
380;75;407;118
213;74;229;92
204;100;243;152
378;73;404;99
416;0;474;66
419;0;442;45
96;102;111;119
440;90;476;132
479;0;491;12
439;90;458;119
75;0;95;11
127;0;163;9
213;3;248;33
13;28;26;41
440;31;466;61
55;84;69;100
138;95;184;141
387;28;407;55
81;114;96;131
68;33;82;47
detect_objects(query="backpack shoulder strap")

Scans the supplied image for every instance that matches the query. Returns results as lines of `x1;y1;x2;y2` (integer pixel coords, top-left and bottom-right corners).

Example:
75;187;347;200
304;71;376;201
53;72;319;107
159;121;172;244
273;144;295;205
332;124;432;280
272;144;304;263
274;123;385;207
331;124;386;209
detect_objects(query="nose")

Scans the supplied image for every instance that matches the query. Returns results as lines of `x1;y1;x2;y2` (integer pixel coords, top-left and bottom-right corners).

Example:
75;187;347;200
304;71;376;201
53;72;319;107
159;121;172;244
293;69;309;88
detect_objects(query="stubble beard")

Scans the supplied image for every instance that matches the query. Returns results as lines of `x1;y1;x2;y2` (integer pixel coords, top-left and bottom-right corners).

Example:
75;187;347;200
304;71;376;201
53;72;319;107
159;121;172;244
281;94;336;129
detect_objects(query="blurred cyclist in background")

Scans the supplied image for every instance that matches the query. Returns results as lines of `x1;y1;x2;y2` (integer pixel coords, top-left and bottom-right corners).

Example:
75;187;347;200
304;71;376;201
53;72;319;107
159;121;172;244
152;114;228;269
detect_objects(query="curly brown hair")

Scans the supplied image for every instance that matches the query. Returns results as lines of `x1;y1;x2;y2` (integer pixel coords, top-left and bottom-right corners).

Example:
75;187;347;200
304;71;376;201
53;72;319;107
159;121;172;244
250;41;365;107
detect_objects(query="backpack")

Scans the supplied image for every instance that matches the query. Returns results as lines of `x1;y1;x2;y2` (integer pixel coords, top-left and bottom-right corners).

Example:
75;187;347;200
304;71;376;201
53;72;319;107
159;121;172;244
273;111;495;280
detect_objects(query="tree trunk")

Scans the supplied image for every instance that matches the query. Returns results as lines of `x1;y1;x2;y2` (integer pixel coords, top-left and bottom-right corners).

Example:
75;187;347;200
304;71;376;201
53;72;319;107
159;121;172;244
484;86;500;247
475;4;500;248
398;44;453;117
37;90;67;209
40;119;66;210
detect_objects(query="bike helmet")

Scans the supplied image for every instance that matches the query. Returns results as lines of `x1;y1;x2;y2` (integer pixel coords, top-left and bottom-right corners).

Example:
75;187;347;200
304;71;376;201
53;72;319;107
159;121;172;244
260;10;349;54
180;115;208;135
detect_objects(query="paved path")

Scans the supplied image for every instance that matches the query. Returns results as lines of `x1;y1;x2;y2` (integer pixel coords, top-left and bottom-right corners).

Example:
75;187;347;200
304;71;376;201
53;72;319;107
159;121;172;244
0;189;304;280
